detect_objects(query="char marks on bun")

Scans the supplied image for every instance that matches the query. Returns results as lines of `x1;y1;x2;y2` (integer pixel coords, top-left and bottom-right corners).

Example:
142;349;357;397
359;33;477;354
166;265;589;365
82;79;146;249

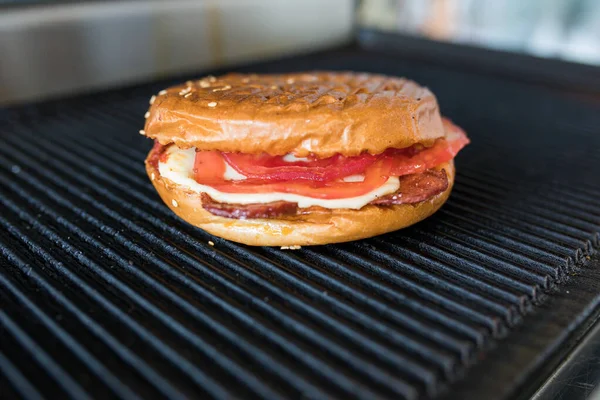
144;72;445;158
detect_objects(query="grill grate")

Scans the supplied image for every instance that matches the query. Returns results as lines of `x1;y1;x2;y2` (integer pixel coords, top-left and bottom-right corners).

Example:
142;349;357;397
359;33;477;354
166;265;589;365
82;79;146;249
1;45;600;400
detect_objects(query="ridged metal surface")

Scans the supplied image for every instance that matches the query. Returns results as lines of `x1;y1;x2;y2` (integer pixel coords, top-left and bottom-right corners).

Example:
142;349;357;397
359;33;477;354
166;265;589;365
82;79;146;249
1;49;599;400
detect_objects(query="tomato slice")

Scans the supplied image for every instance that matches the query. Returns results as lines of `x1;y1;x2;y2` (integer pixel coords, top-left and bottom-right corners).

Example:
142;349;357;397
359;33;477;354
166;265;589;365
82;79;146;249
221;119;469;182
383;121;469;175
222;152;378;182
194;152;391;199
192;118;469;199
193;150;225;185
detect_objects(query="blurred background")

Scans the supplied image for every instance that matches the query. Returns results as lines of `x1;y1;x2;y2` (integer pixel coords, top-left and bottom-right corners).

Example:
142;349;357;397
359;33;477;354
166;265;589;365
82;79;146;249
1;0;599;106
358;0;600;64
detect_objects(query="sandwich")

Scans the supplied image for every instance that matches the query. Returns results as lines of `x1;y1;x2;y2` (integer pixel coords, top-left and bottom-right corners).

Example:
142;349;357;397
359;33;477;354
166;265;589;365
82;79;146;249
142;72;469;246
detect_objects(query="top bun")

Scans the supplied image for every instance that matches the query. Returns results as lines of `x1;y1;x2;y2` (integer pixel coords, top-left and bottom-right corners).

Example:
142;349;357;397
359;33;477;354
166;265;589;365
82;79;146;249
144;72;445;157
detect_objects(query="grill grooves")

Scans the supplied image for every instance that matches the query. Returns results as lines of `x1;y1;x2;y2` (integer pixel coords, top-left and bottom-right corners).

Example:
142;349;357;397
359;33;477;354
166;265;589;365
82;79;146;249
359;242;521;319
2;127;476;384
433;221;564;278
0;205;238;399
410;229;550;289
397;237;539;310
0;168;361;399
0;272;141;400
0;351;44;400
452;188;596;247
260;248;471;370
293;248;489;346
449;199;588;255
0;307;90;400
463;169;600;215
321;247;506;335
1;49;600;400
443;205;584;263
436;211;573;271
372;237;536;304
0;136;423;399
0;241;192;400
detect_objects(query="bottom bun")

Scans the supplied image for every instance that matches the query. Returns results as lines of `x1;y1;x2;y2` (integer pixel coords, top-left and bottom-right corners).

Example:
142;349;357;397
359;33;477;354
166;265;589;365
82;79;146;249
146;151;454;246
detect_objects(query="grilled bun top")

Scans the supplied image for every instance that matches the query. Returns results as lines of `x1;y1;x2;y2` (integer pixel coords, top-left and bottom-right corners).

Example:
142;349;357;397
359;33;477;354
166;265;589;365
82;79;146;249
143;72;445;158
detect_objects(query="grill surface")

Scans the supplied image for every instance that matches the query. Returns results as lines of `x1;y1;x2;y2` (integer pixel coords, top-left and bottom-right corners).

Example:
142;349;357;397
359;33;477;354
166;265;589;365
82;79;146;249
1;39;600;400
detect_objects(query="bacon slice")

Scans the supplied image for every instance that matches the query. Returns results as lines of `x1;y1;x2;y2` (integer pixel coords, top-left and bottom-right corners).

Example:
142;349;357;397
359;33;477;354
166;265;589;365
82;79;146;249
200;169;448;219
200;193;298;219
371;169;448;205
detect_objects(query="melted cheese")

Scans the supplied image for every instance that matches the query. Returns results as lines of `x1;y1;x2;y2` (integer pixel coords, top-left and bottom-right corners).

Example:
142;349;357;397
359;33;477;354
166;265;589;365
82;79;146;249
158;147;399;209
223;162;247;180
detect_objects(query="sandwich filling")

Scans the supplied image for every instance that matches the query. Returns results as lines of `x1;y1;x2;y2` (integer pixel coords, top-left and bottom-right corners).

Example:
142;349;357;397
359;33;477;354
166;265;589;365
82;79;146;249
155;119;469;218
159;145;401;209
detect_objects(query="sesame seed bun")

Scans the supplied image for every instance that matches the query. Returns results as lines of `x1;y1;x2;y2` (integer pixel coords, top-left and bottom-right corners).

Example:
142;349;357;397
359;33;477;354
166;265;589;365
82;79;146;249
143;72;445;158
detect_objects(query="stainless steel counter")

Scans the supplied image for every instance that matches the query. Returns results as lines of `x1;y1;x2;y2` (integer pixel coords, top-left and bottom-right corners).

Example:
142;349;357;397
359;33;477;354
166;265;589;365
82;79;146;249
0;0;353;105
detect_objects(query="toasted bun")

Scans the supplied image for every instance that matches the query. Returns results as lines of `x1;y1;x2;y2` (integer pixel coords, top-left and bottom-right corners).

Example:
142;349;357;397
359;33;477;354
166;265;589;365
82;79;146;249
144;72;445;158
145;151;454;246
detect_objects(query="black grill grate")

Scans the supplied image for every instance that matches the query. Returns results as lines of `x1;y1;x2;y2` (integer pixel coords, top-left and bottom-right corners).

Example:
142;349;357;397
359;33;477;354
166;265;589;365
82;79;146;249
1;45;600;400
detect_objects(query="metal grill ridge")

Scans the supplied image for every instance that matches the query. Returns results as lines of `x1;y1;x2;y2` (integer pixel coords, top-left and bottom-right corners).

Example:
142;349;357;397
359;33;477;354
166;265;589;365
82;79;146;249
1;51;600;400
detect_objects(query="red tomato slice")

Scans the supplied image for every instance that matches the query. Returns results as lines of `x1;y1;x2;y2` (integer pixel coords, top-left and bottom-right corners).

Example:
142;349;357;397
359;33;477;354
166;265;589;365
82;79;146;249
194;152;391;199
193;150;225;185
383;121;469;175
192;118;469;199
221;119;469;182
222;152;378;182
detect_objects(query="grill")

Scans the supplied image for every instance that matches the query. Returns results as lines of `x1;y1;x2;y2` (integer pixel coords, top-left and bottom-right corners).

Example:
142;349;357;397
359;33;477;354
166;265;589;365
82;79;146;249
1;36;600;400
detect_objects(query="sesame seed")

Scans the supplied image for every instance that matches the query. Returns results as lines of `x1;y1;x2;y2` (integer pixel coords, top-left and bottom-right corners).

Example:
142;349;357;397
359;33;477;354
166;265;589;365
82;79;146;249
212;85;231;92
199;81;210;88
208;241;214;246
139;130;145;135
158;90;167;95
185;80;193;86
184;93;192;98
207;102;217;107
207;75;216;82
144;111;150;118
281;245;301;250
151;172;155;180
149;95;156;104
171;199;178;207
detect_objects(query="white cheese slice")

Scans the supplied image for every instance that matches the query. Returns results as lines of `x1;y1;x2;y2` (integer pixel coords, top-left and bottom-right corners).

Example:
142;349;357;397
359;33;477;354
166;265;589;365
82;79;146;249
223;162;247;180
158;146;399;210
